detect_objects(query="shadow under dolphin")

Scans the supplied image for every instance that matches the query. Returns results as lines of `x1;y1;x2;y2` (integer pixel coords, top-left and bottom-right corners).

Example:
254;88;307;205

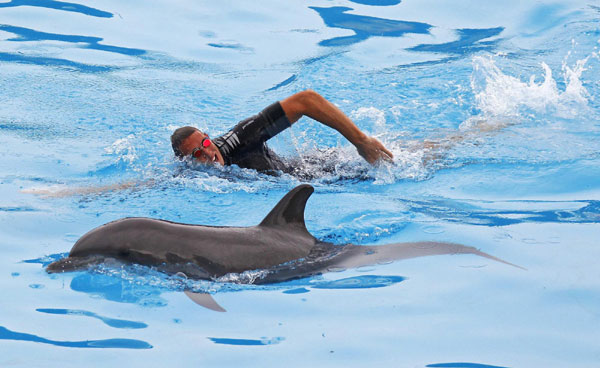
47;185;520;285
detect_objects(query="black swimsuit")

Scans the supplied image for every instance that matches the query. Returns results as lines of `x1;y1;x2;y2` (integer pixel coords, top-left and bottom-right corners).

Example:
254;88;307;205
212;102;292;174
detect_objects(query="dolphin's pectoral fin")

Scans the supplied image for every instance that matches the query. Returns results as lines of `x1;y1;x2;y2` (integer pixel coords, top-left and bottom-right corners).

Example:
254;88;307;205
184;291;226;312
259;184;314;234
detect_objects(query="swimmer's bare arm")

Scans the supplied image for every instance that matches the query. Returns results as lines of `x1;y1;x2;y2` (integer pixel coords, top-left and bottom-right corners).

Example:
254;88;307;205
279;90;393;164
21;179;153;198
421;119;512;151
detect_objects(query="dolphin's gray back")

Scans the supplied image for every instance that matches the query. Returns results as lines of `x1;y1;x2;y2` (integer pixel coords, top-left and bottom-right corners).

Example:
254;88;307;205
48;185;318;278
68;218;315;275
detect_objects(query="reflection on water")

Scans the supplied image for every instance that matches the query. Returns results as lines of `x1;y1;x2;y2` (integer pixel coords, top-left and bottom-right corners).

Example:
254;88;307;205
70;273;168;307
207;42;253;53
0;0;113;18
310;6;431;47
208;337;284;346
0;51;113;72
24;253;69;267
266;74;297;91
406;199;600;226
427;363;508;368
0;326;152;349
348;0;401;6
280;275;406;291
0;23;145;72
309;275;405;289
36;308;147;329
0;25;146;56
409;27;504;55
282;288;309;294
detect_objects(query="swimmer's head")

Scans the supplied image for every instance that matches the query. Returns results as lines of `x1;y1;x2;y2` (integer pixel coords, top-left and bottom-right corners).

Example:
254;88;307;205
171;126;225;165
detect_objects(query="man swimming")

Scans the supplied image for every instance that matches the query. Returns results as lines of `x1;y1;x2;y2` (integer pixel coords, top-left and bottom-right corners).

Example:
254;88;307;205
170;90;394;174
24;90;505;197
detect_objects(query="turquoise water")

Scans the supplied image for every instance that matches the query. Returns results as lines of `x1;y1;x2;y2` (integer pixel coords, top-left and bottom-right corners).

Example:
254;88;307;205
1;0;600;366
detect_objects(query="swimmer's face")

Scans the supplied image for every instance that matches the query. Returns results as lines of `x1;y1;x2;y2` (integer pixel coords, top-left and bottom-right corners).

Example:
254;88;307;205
180;130;225;165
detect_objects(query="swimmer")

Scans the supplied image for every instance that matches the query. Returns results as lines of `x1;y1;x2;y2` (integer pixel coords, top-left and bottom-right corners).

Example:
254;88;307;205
171;90;393;174
23;90;507;198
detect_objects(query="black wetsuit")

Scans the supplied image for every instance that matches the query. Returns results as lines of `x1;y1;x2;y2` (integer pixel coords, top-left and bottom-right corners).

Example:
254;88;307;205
213;102;292;174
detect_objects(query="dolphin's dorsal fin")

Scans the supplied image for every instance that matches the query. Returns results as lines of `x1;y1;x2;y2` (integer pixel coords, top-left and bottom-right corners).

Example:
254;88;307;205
259;184;314;231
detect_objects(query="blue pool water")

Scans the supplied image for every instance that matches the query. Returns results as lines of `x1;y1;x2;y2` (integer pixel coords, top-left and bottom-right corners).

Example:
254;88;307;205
1;0;600;366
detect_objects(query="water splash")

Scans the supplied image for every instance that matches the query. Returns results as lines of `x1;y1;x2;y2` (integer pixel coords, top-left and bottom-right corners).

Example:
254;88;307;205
351;106;387;135
469;55;590;120
216;269;270;284
104;135;138;165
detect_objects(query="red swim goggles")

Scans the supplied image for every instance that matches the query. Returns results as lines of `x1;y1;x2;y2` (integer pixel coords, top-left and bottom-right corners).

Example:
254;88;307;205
191;136;211;159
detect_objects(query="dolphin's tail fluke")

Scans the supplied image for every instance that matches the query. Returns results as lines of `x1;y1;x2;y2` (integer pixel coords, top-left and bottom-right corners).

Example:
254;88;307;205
334;241;525;270
254;241;523;284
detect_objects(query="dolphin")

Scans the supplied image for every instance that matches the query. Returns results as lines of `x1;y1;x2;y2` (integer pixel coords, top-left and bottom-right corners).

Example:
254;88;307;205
47;184;519;284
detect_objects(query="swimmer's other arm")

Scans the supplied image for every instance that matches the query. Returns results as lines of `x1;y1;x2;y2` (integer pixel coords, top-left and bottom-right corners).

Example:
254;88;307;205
279;90;393;164
21;179;153;198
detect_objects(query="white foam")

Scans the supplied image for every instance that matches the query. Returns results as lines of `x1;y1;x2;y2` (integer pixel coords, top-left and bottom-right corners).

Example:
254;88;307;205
216;269;269;284
469;55;590;121
104;134;137;163
351;106;387;135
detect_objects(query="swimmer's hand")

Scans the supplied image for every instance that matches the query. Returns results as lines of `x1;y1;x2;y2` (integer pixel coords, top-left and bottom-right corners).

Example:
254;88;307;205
355;136;394;165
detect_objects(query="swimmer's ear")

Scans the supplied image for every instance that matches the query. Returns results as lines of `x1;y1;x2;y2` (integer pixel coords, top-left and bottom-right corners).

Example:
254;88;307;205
259;184;314;233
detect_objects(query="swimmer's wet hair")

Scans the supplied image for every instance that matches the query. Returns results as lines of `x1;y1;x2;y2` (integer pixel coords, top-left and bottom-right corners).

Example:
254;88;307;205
171;126;199;158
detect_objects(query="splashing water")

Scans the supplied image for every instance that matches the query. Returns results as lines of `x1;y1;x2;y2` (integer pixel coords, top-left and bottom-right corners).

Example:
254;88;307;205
468;54;590;121
104;135;138;164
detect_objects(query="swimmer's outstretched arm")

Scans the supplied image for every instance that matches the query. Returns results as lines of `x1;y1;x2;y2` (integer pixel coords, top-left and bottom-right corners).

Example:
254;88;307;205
421;119;512;151
21;179;153;198
279;90;393;164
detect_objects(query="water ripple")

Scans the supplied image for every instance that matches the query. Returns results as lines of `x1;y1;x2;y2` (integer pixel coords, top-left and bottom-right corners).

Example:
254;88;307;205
0;25;146;56
36;308;147;329
310;6;431;47
0;0;113;18
208;337;284;346
0;326;152;349
406;199;600;226
427;363;508;368
409;27;504;56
